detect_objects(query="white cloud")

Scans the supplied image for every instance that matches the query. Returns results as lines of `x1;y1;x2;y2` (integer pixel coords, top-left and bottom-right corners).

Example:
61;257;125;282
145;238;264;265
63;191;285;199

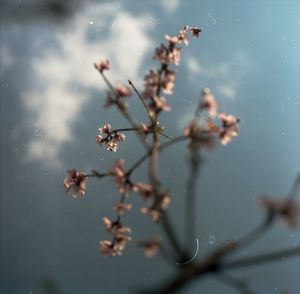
217;84;237;99
179;52;254;130
22;3;154;167
159;0;180;14
186;57;229;78
186;52;253;100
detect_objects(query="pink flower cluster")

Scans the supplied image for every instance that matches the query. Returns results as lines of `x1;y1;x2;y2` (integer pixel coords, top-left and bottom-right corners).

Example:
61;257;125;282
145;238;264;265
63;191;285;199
184;88;240;149
142;26;201;114
96;123;126;152
111;159;127;194
63;169;87;197
99;217;132;256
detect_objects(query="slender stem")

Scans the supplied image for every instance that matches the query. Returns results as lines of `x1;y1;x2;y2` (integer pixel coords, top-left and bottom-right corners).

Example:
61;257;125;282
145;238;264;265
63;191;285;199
230;214;274;253
160;135;187;151
128;80;153;121
112;127;140;133
160;210;187;260
185;150;201;251
100;72;116;94
159;131;173;139
86;171;113;178
221;245;300;270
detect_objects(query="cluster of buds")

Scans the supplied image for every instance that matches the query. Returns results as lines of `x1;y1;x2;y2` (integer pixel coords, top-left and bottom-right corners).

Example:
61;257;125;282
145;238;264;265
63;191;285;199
63;169;87;197
142;26;201;114
140;191;171;222
259;196;300;228
184;88;240;149
96;123;126;152
98;160;135;256
111;159;128;194
100;217;132;256
109;159;171;223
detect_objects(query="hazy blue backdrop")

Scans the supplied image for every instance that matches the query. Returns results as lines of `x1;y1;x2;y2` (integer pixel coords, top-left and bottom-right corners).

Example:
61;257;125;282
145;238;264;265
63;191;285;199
1;0;300;293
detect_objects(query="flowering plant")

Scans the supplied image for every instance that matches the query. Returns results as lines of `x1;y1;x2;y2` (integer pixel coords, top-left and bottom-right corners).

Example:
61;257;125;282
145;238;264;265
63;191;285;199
64;25;300;293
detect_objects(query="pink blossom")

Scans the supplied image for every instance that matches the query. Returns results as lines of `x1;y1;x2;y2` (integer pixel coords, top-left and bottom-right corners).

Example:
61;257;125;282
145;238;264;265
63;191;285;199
103;217;132;237
99;240;119;256
115;83;131;97
111;159;127;194
99;237;131;257
133;182;155;202
99;123;111;134
63;169;87;197
150;95;171;113
165;30;189;46
139;123;149;136
162;69;176;95
154;44;181;65
112;203;132;215
218;113;239;145
96;123;126;152
201;88;218;118
141;207;161;222
142;70;160;99
94;59;110;73
159;192;171;210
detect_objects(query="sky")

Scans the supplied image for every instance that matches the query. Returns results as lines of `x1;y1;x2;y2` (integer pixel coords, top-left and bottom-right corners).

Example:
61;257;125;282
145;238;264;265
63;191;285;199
1;0;300;293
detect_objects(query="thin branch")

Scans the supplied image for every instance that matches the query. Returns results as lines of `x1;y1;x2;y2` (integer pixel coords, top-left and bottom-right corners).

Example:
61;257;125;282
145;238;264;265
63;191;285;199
159;132;173;139
160;210;187;261
128;80;153;121
185;150;202;251
100;71;117;94
112;127;140;133
221;245;300;270
86;171;113;179
227;214;274;256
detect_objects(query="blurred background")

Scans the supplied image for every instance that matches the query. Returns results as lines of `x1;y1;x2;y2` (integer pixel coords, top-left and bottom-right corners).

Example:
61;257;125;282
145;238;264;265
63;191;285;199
1;0;300;293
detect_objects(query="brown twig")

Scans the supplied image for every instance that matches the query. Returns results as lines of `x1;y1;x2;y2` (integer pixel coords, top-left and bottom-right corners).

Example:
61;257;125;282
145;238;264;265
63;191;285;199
128;79;153;121
185;150;202;251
